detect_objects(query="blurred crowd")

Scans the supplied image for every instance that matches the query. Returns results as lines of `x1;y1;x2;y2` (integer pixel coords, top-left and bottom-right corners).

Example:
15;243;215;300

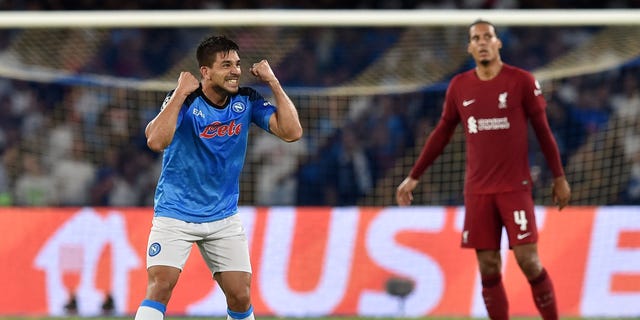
0;1;639;207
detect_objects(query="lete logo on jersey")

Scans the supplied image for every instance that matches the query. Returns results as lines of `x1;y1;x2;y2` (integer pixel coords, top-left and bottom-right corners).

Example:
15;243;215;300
200;120;242;138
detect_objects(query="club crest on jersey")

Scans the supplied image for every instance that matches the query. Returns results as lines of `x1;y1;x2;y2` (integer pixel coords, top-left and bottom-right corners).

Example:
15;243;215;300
232;102;246;113
200;120;242;138
148;242;161;257
498;92;508;109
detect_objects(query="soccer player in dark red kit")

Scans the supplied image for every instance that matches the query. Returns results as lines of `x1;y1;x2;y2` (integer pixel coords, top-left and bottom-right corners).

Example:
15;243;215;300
396;19;571;319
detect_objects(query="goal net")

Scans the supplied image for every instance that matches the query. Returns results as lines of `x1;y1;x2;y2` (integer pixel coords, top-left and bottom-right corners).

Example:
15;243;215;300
0;10;639;207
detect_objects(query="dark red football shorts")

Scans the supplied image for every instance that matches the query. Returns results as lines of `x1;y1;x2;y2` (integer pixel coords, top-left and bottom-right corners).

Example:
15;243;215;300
461;190;538;249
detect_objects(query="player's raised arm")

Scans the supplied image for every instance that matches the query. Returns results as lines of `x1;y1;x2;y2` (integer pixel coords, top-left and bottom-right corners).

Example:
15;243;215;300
145;72;200;152
250;59;302;142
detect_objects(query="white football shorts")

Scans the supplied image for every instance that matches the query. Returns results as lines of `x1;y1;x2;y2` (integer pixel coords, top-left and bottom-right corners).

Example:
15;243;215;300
145;214;252;274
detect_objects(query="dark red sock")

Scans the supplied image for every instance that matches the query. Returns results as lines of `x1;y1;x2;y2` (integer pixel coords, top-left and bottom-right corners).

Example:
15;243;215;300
481;273;509;320
529;268;558;320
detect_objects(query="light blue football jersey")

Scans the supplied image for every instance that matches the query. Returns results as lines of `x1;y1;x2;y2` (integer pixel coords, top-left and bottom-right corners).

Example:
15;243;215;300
153;87;276;223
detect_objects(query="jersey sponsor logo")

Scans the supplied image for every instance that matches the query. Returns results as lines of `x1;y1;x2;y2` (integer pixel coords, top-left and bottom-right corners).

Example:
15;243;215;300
200;120;242;138
148;242;161;257
498;92;508;109
516;232;531;240
232;102;246;113
193;108;205;118
462;99;476;107
466;116;510;134
467;117;478;134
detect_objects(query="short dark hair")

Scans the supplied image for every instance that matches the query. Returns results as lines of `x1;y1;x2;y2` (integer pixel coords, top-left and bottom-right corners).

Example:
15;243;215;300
469;18;497;36
196;35;240;67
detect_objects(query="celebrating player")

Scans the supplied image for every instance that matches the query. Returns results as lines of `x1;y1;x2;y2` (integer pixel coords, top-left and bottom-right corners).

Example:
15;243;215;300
135;35;302;320
396;20;570;319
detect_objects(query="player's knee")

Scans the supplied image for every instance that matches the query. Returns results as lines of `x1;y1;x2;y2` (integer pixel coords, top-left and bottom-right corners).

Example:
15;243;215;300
477;252;502;275
146;277;177;303
479;262;501;275
516;255;542;278
226;287;251;310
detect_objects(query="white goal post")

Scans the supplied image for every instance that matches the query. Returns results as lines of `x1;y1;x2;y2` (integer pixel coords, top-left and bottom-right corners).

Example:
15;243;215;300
0;9;640;28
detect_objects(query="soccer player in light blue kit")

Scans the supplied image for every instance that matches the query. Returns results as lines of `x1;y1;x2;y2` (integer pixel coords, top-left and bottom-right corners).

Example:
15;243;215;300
135;35;302;320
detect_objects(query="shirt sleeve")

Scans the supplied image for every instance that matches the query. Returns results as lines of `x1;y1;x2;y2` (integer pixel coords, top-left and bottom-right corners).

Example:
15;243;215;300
521;71;565;178
409;84;460;180
530;110;565;178
248;89;277;132
521;71;546;117
161;89;189;127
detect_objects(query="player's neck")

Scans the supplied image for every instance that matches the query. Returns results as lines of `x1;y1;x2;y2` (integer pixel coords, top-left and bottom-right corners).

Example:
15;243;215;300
475;60;503;81
202;86;229;106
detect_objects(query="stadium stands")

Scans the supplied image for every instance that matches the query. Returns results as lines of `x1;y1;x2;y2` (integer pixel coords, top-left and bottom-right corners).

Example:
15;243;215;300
0;1;639;207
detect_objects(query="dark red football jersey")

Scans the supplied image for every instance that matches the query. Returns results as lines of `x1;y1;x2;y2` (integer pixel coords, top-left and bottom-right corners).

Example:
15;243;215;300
441;64;546;194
